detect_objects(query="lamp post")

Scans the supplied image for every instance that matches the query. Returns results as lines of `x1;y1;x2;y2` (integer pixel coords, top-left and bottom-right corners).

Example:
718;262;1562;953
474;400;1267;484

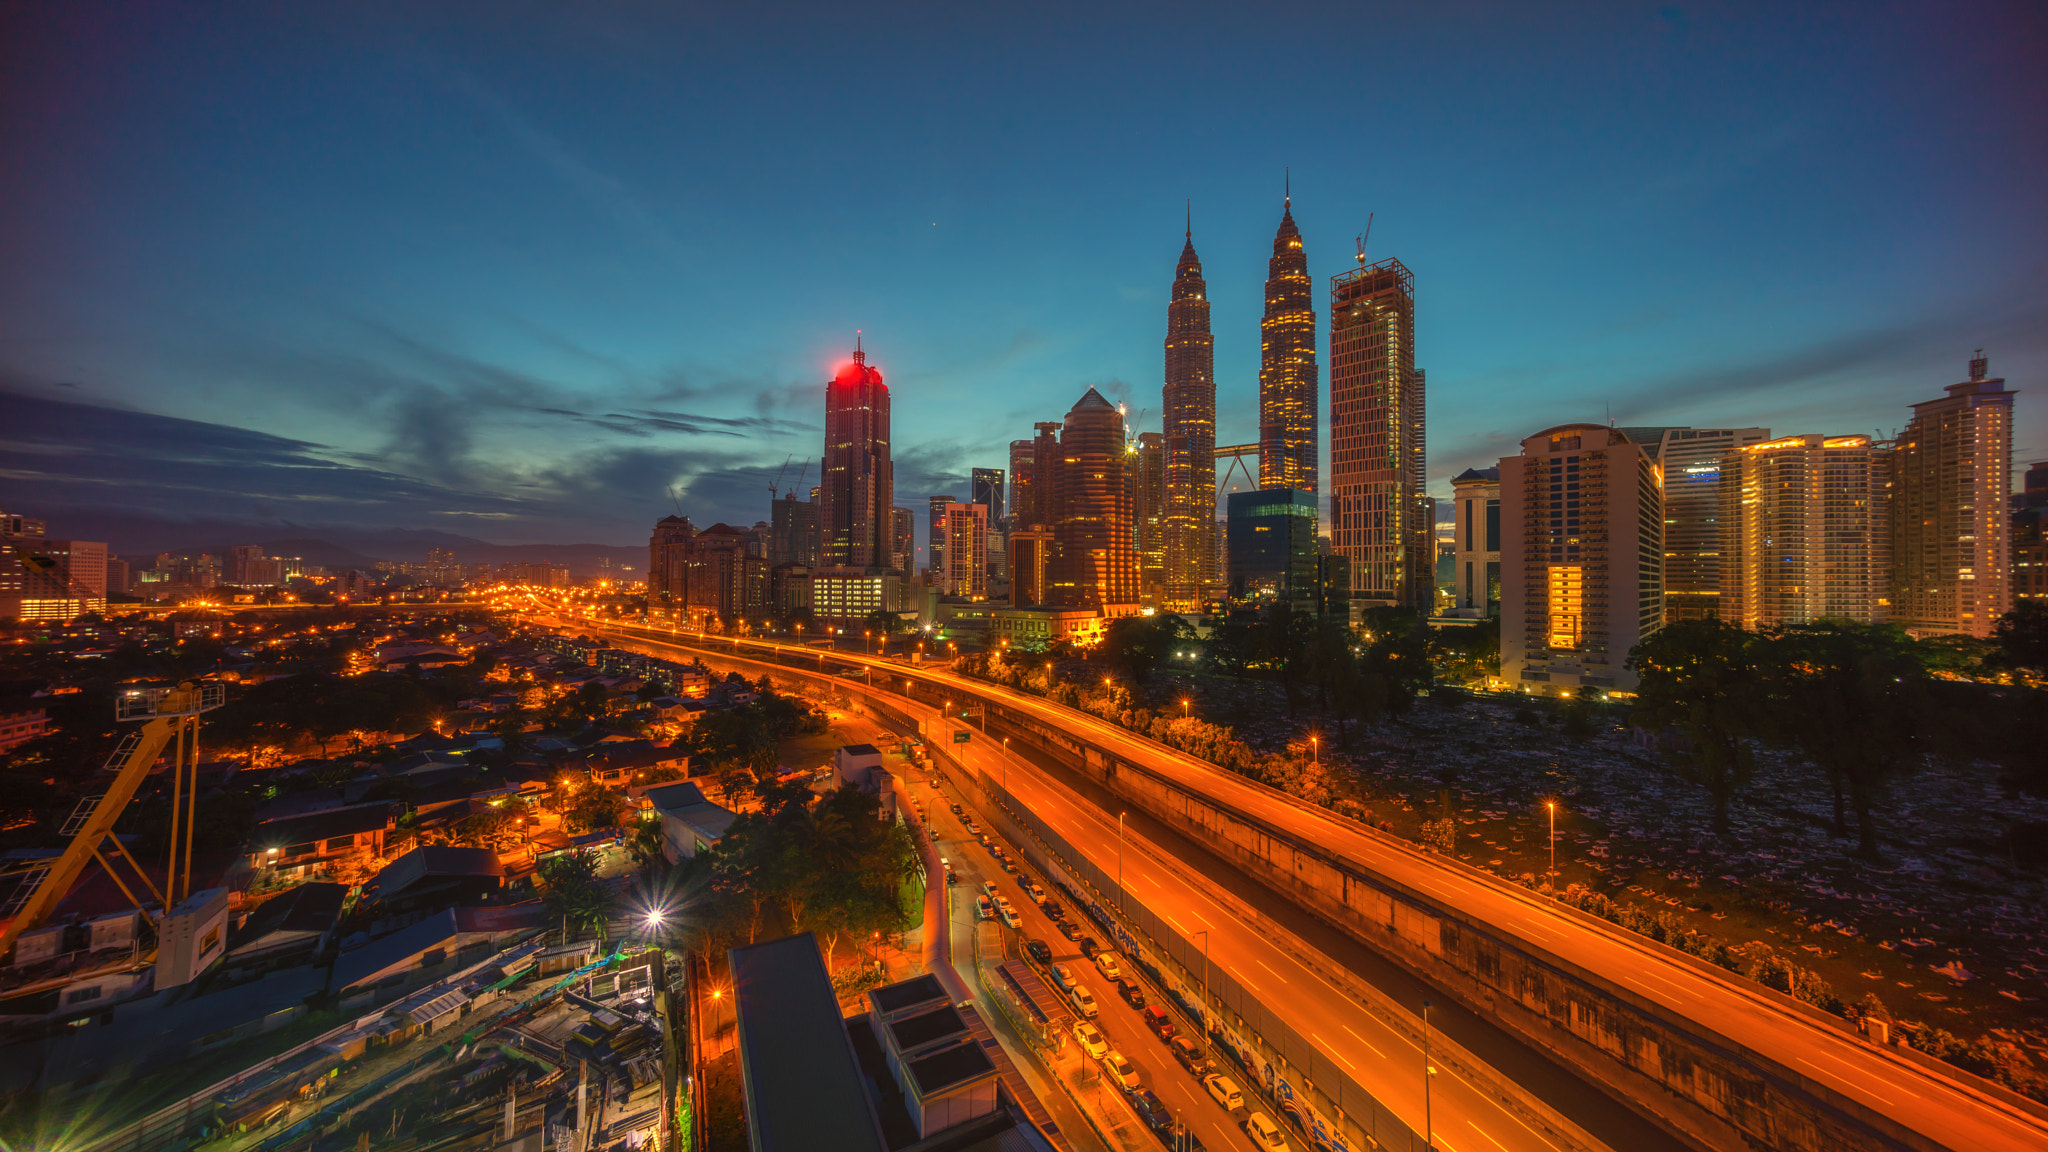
1180;698;1191;719
1117;811;1127;912
1193;929;1209;1005
1546;800;1557;879
1423;998;1435;1149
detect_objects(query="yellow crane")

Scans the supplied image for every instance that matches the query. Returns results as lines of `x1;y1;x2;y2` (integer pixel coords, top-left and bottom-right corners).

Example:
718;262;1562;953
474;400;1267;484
0;681;223;961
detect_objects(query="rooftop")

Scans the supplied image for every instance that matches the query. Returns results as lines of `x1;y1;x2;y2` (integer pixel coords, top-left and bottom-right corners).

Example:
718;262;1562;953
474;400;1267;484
730;933;888;1152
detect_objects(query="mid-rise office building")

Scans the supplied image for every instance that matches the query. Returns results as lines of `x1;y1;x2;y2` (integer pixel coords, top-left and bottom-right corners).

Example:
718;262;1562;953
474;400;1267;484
1449;467;1500;618
1890;355;2016;639
1226;488;1318;612
1618;426;1770;623
1258;192;1318;493
1050;389;1137;612
940;503;990;600
1007;527;1052;608
927;495;953;580
820;341;894;570
811;567;900;627
1132;431;1166;603
891;506;915;574
971;468;1005;527
1722;435;1891;628
2014;460;2048;605
1163;220;1217;610
1499;425;1664;694
771;562;813;618
1;535;107;621
1008;440;1039;526
1329;256;1430;610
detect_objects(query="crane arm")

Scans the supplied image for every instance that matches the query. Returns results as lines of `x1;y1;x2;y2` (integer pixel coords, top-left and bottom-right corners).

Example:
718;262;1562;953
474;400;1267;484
0;715;178;959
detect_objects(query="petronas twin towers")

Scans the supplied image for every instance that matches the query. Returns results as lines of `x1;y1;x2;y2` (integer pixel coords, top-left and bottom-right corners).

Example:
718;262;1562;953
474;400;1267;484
1162;188;1349;610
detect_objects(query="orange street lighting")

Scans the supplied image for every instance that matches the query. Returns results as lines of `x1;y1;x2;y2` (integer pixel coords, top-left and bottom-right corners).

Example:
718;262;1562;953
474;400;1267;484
1546;799;1558;878
1310;735;1319;764
1180;698;1191;718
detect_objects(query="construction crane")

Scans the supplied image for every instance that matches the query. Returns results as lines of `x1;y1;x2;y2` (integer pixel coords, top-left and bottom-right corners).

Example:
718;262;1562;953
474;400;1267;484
768;454;795;500
0;681;223;961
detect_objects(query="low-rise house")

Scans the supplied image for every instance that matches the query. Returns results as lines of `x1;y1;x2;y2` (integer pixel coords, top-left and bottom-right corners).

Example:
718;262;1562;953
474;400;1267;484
226;881;347;970
645;781;738;863
247;802;399;875
361;846;505;916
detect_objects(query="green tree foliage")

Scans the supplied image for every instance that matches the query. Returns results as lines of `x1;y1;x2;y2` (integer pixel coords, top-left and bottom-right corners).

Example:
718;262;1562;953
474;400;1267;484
1993;600;2048;673
1100;613;1194;686
686;689;824;777
538;849;613;938
1626;618;1762;836
563;784;629;834
1430;617;1501;684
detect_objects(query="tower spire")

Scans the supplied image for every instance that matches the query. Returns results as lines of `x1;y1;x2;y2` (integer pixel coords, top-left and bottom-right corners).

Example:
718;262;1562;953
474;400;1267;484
1285;166;1290;207
854;329;864;364
1185;199;1191;239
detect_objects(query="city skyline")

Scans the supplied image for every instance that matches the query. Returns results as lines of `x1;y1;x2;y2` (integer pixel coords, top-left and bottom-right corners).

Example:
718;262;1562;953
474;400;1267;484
2;4;2042;553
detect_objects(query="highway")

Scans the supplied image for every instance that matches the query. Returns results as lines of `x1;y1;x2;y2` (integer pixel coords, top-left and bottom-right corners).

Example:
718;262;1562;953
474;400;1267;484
568;616;2048;1152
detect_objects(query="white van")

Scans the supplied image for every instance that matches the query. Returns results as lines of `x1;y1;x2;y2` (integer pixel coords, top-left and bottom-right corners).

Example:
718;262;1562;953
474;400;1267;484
1203;1073;1244;1113
1093;952;1122;981
1243;1112;1290;1150
1069;982;1099;1019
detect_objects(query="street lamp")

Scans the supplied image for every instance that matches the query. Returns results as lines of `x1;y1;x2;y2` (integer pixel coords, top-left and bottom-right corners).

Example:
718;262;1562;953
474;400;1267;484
1546;800;1557;879
1180;698;1191;719
1310;735;1318;765
1117;812;1127;912
1423;998;1436;1149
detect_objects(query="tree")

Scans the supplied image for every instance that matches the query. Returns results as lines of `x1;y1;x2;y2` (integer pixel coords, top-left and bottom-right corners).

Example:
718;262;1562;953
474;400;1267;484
563;785;628;834
1993;600;2048;673
1756;621;1928;860
538;849;613;938
1626;618;1762;837
1101;613;1194;686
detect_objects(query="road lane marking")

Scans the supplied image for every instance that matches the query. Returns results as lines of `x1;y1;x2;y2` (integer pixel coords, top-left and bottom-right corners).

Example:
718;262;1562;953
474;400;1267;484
1311;1034;1359;1071
1467;1120;1510;1151
1255;958;1290;984
1341;1025;1387;1060
1797;1057;1894;1106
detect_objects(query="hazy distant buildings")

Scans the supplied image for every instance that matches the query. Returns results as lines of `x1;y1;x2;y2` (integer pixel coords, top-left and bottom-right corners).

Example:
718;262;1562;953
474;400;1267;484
1500;425;1664;694
649;515;694;612
1162;220;1217;610
1449;467;1500;618
820;341;894;570
1226;488;1317;613
0;514;107;621
1618;427;1770;623
1722;434;1891;629
1329;256;1429;610
1258;193;1318;493
1890;355;2015;639
891;507;914;574
1050;389;1137;612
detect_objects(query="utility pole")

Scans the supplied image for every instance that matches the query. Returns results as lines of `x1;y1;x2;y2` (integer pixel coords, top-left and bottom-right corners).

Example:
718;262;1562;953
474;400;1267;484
1423;998;1434;1149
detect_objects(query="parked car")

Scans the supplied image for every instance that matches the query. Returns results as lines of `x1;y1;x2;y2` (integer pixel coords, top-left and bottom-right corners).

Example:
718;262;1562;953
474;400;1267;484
950;803;962;815
940;858;957;886
1102;1051;1140;1090
999;857;1019;874
1078;936;1102;960
1073;1021;1108;1060
1050;963;1076;992
1024;938;1053;966
1056;920;1082;942
996;896;1021;928
1116;979;1146;1009
1241;1112;1289;1150
1023;881;1045;902
1129;1088;1172;1133
976;895;993;921
1041;900;1065;920
980;880;999;898
1069;982;1099;1019
1094;952;1123;981
1203;1074;1245;1115
1169;1035;1208;1073
1143;1006;1177;1042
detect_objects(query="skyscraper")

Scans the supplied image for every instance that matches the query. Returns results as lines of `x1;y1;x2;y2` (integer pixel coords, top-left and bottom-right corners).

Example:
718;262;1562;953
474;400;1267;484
1329;256;1429;609
820;341;893;570
649;515;695;618
1226;488;1317;612
1008;440;1039;526
940;503;990;599
1051;389;1137;611
1891;354;2016;638
971;468;1006;526
2011;460;2048;605
1499;425;1664;694
1132;431;1166;602
1163;217;1216;609
927;494;953;579
1619;426;1771;622
891;506;915;574
1258;190;1317;492
1722;435;1891;628
771;492;820;567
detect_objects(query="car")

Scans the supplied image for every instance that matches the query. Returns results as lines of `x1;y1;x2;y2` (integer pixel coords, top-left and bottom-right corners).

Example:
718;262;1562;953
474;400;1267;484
950;803;962;815
1202;1073;1244;1114
1073;1021;1108;1060
1078;936;1101;960
1040;900;1064;920
989;844;1006;859
976;896;994;921
1169;1035;1207;1073
1023;881;1046;902
996;896;1021;928
1024;938;1052;966
1000;858;1019;874
1129;1088;1171;1133
1094;952;1123;981
1116;979;1146;1009
1240;1112;1290;1150
1101;1050;1140;1090
1056;920;1082;942
1069;982;1099;1018
1050;963;1075;992
981;880;999;898
1143;1006;1177;1042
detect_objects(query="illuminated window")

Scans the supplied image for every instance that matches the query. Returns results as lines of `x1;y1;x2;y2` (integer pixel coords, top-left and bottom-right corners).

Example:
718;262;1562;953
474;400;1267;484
1548;565;1583;650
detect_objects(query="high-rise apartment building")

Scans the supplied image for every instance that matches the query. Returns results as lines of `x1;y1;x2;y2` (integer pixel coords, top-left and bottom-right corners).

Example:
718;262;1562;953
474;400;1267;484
1450;467;1500;618
1619;426;1770;622
2013;461;2048;605
1499;425;1664;693
940;503;990;599
1132;432;1166;603
820;341;893;570
1008;527;1053;608
891;507;915;574
1009;440;1039;526
685;523;769;621
771;493;821;568
1258;193;1317;492
971;469;1005;527
1329;256;1429;609
927;495;953;579
1226;488;1318;612
1720;434;1891;628
1162;221;1216;609
1890;355;2016;639
1050;389;1138;611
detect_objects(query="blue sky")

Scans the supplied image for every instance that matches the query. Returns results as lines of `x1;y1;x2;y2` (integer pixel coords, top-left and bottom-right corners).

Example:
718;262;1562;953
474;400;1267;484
2;1;2043;557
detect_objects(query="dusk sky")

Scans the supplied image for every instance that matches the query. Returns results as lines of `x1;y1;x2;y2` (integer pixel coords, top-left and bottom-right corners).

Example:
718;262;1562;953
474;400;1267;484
3;1;2043;557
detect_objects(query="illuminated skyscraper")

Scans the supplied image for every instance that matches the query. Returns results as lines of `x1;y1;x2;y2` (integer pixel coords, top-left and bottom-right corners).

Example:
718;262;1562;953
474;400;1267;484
1258;190;1317;492
1721;434;1891;628
1329;256;1429;608
1051;389;1137;611
1891;354;2016;638
1619;426;1771;622
927;494;953;579
940;502;990;599
1163;217;1216;609
819;341;893;570
1009;440;1039;525
972;468;1006;526
1132;432;1166;602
